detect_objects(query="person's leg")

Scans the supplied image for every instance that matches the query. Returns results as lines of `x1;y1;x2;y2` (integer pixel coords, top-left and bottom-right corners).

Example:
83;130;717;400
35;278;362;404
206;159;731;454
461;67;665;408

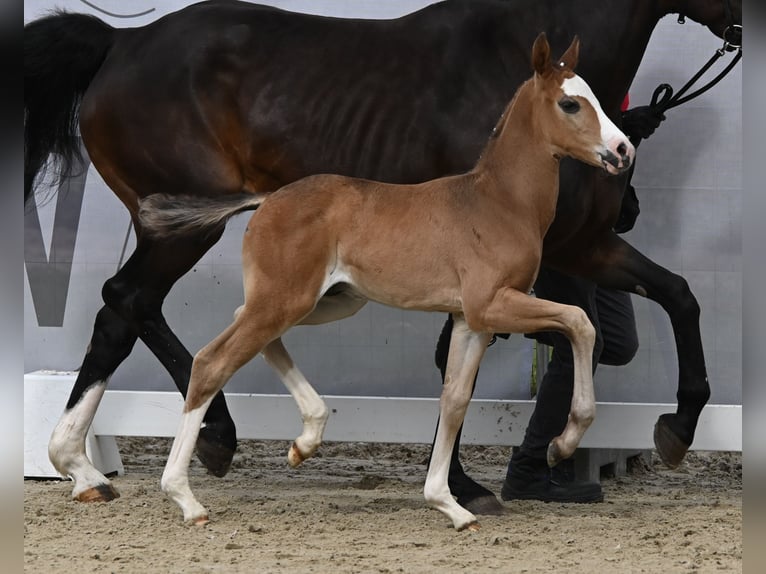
595;287;638;366
502;267;605;502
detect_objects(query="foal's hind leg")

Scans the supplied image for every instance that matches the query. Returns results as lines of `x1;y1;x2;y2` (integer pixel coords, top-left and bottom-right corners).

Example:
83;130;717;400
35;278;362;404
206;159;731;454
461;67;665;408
263;291;367;466
162;298;316;524
262;338;329;467
162;315;268;524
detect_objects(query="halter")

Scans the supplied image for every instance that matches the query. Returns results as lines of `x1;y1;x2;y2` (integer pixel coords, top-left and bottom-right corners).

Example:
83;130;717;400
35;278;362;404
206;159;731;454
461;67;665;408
654;0;741;113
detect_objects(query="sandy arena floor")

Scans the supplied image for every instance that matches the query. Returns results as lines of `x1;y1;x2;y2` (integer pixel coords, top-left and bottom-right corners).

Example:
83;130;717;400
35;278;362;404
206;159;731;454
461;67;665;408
24;438;741;573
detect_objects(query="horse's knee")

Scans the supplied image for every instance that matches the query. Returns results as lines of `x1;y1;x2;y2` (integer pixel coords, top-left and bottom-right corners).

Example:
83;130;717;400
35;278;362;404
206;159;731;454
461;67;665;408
669;276;701;321
568;307;595;348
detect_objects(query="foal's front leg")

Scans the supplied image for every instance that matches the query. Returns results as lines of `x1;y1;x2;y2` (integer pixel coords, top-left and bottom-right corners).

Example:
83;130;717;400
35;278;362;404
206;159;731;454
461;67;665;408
467;287;596;466
424;314;492;531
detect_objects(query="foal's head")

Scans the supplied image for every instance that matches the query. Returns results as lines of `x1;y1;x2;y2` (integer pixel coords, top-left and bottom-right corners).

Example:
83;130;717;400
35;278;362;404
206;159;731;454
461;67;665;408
526;33;634;175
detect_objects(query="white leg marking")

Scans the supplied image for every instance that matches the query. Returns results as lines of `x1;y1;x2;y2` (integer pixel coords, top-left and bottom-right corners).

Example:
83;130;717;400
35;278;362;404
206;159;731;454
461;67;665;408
548;306;597;464
262;338;329;466
423;315;491;530
48;382;116;500
161;397;214;524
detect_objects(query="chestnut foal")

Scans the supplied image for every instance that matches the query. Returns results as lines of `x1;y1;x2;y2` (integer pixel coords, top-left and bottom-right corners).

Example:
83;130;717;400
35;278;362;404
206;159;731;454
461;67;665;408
140;34;634;531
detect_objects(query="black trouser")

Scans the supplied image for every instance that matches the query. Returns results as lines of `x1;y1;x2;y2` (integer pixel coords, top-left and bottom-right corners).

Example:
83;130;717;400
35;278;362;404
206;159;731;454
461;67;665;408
510;267;638;471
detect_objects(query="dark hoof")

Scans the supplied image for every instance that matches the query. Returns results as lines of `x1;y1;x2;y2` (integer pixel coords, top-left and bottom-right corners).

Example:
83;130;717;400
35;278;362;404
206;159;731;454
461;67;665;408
461;494;509;516
196;427;236;478
654;414;691;469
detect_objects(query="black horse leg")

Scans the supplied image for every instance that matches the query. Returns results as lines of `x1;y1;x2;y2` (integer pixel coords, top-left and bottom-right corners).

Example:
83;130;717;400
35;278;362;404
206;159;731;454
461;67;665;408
48;306;137;501
101;232;237;476
432;314;506;515
586;236;710;468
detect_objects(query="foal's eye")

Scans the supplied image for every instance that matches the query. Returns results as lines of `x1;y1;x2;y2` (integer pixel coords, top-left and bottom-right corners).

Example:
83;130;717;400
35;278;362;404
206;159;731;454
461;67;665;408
558;97;581;114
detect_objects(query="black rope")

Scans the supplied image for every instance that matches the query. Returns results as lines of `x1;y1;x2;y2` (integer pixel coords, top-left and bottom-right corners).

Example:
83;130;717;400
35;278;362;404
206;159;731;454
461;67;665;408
650;46;741;113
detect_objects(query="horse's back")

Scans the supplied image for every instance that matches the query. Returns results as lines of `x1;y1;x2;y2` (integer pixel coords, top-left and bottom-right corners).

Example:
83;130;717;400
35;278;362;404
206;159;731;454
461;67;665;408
79;0;524;203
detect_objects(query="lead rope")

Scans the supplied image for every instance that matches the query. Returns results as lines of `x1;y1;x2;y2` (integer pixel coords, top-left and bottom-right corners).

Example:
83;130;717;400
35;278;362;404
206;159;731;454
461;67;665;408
649;23;742;114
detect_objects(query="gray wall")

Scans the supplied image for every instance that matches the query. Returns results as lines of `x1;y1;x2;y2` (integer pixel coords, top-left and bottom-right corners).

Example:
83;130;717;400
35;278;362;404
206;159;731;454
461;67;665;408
24;1;741;405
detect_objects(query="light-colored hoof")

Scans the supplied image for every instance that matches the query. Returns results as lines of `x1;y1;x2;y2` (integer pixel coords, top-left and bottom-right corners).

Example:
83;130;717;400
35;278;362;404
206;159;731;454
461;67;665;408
190;515;210;526
546;439;565;468
459;521;481;532
287;442;306;468
74;484;120;503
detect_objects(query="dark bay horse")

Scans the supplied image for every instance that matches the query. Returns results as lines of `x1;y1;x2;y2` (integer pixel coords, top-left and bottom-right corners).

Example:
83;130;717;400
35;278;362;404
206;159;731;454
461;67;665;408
141;33;633;530
24;0;741;505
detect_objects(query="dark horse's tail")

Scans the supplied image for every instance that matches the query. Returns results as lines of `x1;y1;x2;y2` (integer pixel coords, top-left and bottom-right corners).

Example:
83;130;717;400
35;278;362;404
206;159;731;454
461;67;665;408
24;11;114;204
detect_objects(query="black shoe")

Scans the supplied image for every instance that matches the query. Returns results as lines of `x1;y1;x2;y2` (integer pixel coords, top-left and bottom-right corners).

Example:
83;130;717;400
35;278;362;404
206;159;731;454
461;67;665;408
501;458;603;503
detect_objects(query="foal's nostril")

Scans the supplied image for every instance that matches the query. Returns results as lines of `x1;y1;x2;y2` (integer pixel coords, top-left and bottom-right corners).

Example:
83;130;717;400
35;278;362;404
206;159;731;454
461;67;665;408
617;142;628;157
616;141;632;168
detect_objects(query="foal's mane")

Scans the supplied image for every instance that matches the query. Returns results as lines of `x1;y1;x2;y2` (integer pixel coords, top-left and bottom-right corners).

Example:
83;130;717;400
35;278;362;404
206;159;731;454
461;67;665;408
475;74;535;167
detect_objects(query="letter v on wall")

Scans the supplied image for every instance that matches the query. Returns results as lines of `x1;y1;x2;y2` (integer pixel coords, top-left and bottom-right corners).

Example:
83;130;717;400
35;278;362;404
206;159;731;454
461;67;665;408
24;150;90;327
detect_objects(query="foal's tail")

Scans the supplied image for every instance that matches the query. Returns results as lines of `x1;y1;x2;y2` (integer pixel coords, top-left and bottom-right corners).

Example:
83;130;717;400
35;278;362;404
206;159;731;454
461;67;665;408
138;193;269;239
24;11;115;204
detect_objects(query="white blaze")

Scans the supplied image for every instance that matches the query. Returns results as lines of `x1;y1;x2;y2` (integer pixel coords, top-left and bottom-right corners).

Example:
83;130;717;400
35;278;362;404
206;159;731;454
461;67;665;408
561;75;628;144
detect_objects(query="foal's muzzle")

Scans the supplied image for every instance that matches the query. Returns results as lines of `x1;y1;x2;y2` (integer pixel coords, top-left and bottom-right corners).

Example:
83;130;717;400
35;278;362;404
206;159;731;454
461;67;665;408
600;140;634;175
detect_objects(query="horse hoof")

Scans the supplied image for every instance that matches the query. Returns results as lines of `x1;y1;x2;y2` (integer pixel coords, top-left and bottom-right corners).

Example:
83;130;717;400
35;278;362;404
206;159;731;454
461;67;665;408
287;442;306;468
459;521;481;532
191;515;210;527
196;429;236;478
546;441;563;468
654;414;690;469
462;495;509;516
74;483;120;503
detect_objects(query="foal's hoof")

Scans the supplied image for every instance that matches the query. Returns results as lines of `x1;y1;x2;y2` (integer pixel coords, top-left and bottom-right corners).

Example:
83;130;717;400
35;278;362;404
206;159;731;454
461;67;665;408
546;441;564;468
287;442;306;468
458;521;481;532
190;515;210;527
654;414;691;469
462;495;509;516
196;427;236;478
74;483;120;503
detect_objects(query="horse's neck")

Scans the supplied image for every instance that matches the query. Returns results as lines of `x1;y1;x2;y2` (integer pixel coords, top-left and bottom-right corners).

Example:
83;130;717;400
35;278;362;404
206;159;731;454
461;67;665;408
595;1;664;101
471;89;560;225
495;0;663;109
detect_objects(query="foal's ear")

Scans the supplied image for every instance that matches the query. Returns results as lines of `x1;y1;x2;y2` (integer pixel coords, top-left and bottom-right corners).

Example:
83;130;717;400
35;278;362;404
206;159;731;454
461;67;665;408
558;36;580;71
531;32;551;76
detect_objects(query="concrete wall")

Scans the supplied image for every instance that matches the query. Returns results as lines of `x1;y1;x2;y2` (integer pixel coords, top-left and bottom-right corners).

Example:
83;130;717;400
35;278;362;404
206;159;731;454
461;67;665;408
24;1;741;404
